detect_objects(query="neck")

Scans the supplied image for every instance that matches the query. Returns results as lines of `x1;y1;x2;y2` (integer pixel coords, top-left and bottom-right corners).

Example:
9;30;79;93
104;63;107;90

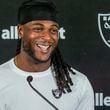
14;53;51;72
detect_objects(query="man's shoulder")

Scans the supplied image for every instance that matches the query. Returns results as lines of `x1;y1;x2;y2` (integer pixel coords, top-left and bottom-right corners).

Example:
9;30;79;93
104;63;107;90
0;59;14;87
0;58;13;76
70;67;88;82
70;67;94;97
0;58;13;69
70;67;93;91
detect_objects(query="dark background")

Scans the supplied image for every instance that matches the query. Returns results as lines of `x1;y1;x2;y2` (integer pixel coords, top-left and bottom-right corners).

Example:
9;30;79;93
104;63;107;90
0;0;110;109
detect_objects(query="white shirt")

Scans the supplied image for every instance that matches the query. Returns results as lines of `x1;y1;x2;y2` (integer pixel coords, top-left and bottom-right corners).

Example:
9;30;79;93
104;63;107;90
0;58;94;110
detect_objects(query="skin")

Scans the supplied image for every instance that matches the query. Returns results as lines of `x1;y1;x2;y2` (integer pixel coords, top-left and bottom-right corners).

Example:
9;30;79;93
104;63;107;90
16;20;59;72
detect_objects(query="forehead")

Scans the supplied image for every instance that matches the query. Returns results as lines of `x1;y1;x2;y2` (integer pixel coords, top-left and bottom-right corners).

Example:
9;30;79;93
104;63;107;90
24;20;59;28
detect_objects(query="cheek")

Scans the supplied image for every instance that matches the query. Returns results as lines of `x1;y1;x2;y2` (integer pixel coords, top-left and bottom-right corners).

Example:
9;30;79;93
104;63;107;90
22;39;31;51
22;33;36;44
53;36;59;46
21;35;33;49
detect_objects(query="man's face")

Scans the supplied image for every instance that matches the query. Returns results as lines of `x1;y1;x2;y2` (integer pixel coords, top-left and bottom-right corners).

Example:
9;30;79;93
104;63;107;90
18;20;59;63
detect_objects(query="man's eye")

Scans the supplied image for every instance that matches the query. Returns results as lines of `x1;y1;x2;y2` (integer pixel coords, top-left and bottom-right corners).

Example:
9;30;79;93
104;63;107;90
50;29;58;34
33;27;43;32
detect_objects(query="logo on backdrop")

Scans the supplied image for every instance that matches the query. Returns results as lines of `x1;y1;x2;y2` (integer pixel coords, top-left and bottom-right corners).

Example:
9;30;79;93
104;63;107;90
95;92;110;107
0;26;66;40
98;13;110;48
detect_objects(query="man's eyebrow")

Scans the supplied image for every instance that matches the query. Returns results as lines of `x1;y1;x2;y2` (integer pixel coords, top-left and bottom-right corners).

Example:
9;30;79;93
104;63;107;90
32;23;44;26
51;24;60;29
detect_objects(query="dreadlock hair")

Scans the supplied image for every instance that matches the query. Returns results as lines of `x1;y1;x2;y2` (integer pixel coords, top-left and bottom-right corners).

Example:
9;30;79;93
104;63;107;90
16;0;76;97
16;39;76;95
51;46;76;94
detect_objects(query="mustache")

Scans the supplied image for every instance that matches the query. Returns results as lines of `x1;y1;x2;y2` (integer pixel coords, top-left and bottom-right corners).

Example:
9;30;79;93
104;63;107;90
32;40;55;48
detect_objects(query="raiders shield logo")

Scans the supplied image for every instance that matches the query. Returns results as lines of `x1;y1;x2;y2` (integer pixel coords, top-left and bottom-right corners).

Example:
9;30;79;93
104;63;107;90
98;13;110;48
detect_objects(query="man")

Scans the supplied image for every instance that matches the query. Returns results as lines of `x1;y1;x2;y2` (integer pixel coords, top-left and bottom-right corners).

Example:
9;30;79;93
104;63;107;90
0;0;94;110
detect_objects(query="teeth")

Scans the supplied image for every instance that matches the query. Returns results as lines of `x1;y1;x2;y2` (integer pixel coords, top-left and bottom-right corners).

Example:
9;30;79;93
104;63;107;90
37;44;49;51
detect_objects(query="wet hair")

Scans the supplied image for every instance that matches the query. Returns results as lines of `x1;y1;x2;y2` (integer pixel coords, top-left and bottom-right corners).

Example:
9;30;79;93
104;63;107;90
16;0;76;96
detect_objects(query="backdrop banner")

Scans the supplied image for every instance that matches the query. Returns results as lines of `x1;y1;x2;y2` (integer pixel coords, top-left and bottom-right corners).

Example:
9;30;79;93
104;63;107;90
0;0;110;110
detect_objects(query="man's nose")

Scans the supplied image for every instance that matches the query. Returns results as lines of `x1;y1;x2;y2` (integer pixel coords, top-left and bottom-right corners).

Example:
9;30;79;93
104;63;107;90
42;30;52;40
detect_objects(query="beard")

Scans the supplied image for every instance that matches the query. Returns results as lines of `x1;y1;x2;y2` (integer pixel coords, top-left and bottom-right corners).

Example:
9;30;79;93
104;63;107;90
22;40;57;64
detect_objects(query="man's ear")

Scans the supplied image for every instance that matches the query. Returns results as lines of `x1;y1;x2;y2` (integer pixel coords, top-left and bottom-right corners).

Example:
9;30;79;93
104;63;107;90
18;24;24;39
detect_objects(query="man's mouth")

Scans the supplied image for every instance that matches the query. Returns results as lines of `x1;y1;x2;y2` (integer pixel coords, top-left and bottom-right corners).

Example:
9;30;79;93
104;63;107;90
37;44;50;52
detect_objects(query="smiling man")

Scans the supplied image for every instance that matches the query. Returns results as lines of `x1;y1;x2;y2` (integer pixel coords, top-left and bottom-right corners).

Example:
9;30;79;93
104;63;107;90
0;0;94;110
17;20;59;72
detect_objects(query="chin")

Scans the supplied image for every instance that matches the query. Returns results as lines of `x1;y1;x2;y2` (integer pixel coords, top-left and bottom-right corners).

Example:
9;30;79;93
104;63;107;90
31;54;51;64
34;58;51;64
27;48;53;64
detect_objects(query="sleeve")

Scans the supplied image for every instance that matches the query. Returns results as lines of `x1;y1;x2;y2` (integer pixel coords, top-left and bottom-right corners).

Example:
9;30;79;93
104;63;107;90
76;77;94;110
